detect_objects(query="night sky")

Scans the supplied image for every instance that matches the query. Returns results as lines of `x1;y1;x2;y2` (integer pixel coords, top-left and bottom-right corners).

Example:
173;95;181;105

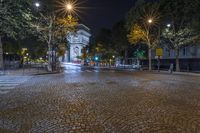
79;0;135;34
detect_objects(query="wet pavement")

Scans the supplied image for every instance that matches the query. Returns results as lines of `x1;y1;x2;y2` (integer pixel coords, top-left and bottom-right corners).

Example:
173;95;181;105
0;64;200;133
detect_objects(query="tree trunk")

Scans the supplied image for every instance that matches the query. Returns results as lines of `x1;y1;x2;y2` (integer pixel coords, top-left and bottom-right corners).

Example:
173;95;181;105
175;49;180;72
0;36;3;70
148;48;152;71
47;43;52;72
124;48;128;64
47;18;53;72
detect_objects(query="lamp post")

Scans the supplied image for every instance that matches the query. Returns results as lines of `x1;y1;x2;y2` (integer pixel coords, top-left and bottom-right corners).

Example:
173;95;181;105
147;18;153;71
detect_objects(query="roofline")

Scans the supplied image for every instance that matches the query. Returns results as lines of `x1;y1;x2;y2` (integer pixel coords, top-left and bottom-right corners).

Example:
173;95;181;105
78;24;90;31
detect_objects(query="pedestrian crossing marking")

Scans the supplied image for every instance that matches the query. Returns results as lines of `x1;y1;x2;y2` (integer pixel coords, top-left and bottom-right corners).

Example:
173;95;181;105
0;76;31;94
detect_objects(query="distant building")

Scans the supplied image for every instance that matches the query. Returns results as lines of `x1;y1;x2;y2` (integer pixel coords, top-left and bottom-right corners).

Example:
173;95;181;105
153;46;200;59
63;24;91;62
151;45;200;71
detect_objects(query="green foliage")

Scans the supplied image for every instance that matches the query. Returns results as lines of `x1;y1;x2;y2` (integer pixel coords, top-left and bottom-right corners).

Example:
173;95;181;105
160;0;200;71
57;44;66;57
111;20;130;57
128;24;147;44
126;0;159;31
160;0;200;47
92;28;114;59
2;40;20;54
0;0;34;39
162;27;200;49
134;49;145;59
126;0;145;31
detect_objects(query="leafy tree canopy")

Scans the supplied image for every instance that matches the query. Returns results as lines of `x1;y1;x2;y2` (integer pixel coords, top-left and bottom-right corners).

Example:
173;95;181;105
0;0;34;39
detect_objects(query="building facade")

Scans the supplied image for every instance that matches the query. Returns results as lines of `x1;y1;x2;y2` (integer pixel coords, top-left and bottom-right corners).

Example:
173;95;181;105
152;46;200;59
63;24;91;62
151;45;200;71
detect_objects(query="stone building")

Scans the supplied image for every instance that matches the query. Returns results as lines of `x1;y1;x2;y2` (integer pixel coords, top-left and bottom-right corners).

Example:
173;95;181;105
63;24;91;62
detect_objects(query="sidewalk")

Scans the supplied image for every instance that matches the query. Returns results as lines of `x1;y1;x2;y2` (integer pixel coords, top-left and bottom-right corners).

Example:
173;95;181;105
152;70;200;76
83;65;137;72
83;65;200;76
0;68;60;76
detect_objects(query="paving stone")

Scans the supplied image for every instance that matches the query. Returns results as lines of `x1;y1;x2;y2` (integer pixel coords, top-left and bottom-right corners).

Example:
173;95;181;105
0;72;200;132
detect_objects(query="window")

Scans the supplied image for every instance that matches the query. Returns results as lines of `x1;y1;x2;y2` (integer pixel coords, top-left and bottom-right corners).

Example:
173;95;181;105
183;47;187;56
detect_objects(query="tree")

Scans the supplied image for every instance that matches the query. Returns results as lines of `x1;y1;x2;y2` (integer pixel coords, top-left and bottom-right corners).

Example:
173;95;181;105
111;20;130;62
160;0;200;71
0;0;34;69
127;2;160;71
126;0;145;31
34;0;78;71
93;28;115;60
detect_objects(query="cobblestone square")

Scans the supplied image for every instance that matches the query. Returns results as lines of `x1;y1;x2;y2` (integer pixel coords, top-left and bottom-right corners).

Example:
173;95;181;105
0;69;200;133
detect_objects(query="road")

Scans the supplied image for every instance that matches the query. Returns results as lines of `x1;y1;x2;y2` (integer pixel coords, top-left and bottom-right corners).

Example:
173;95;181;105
0;63;200;132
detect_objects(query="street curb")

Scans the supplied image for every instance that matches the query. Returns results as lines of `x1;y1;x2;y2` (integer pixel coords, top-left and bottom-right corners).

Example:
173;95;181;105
150;70;200;77
33;71;62;76
82;66;137;72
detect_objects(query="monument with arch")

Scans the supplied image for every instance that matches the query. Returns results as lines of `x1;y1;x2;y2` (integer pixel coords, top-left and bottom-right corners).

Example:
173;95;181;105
62;24;91;63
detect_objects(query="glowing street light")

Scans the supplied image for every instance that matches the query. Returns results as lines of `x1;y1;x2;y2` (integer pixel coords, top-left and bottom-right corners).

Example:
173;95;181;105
148;19;153;24
167;24;171;28
66;3;73;11
35;2;40;7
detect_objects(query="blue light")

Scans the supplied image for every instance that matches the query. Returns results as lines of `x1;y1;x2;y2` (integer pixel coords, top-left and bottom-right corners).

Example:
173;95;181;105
95;57;99;61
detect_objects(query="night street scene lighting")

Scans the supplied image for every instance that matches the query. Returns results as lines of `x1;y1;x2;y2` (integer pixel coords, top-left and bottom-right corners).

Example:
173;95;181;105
167;24;171;27
35;2;40;7
66;3;73;11
0;0;200;132
148;18;153;24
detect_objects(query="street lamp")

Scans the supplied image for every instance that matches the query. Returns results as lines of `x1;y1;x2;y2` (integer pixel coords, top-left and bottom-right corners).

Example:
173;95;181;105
66;3;73;11
148;19;153;24
35;2;40;8
167;24;171;28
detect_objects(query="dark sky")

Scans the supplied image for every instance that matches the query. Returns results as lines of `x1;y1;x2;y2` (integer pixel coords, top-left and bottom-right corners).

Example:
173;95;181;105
79;0;135;34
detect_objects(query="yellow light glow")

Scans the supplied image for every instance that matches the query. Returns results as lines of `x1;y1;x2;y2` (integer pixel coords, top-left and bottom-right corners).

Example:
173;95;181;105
55;0;86;17
148;19;153;24
66;3;73;11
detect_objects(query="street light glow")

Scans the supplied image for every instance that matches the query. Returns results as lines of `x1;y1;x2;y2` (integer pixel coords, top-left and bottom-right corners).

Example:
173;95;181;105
66;3;73;11
95;57;99;61
148;19;153;24
35;2;40;7
55;0;86;17
167;24;171;28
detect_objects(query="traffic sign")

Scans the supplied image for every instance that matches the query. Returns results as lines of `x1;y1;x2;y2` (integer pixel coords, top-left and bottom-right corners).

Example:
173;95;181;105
156;48;163;56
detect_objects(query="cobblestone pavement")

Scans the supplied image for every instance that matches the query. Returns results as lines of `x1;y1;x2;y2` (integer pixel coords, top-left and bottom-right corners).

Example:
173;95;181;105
0;66;200;132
